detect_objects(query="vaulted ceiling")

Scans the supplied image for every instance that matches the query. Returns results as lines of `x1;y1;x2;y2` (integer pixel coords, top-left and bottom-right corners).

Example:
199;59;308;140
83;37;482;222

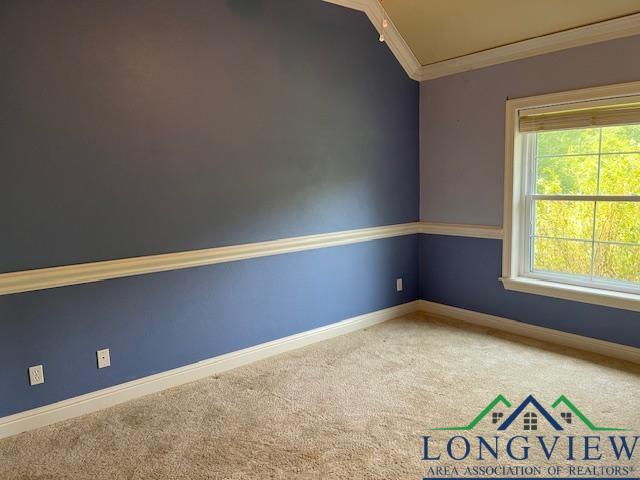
381;0;640;66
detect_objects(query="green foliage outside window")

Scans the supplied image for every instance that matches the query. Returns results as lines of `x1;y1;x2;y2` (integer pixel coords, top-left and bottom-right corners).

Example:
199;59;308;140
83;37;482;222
533;125;640;285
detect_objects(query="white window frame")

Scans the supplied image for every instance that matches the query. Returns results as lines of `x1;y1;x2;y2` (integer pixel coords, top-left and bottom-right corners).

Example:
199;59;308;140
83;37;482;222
501;81;640;313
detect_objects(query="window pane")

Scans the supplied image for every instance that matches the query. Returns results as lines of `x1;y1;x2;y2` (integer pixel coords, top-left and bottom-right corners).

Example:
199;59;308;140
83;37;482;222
535;156;598;195
534;200;594;240
530;124;640;289
594;243;640;284
532;237;592;276
600;124;640;153
595;202;640;244
599;154;640;195
537;128;600;157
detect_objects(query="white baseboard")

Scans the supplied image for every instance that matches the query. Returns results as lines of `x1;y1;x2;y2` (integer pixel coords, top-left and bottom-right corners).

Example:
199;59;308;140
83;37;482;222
4;299;636;440
417;300;640;365
0;301;418;440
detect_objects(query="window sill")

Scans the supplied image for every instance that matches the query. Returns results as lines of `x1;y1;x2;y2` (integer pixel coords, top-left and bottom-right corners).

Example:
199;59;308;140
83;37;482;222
500;276;640;313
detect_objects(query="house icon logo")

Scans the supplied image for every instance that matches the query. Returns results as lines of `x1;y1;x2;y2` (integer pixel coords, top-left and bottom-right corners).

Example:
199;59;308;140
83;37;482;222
433;394;627;432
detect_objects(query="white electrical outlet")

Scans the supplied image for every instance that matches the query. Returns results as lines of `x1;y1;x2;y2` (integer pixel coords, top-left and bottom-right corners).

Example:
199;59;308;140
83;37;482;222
29;365;45;386
396;278;403;292
97;348;111;369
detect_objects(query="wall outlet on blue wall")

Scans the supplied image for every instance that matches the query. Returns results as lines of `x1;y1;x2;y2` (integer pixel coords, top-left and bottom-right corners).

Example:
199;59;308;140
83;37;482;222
97;349;111;369
396;278;403;292
28;365;45;386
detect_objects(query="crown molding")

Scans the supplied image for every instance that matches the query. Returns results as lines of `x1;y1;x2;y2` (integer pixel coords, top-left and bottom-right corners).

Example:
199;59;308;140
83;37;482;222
323;0;421;81
413;13;640;81
324;1;640;82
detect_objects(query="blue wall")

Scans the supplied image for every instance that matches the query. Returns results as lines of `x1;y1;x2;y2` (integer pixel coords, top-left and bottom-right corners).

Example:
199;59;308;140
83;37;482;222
3;0;637;421
419;33;640;226
418;34;640;349
1;0;418;272
419;235;640;349
1;236;418;417
0;0;419;417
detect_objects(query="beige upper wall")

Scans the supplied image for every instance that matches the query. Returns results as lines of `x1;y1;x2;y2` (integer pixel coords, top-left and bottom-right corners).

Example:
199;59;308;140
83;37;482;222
382;0;640;66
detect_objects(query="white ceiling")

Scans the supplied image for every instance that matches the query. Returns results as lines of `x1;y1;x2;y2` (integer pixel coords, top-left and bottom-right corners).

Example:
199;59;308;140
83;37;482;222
381;0;640;66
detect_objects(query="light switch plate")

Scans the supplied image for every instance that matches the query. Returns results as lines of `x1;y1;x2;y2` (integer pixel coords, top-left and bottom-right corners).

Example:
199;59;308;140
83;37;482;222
97;349;111;369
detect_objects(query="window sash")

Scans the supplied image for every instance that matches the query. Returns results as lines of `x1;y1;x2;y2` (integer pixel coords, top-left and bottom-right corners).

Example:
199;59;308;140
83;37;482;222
522;132;640;294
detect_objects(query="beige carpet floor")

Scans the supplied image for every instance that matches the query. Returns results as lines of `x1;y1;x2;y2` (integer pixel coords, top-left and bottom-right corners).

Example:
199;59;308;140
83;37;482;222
1;312;639;479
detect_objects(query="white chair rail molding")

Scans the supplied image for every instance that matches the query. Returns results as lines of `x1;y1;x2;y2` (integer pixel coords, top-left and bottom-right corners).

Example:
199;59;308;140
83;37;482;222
0;222;503;296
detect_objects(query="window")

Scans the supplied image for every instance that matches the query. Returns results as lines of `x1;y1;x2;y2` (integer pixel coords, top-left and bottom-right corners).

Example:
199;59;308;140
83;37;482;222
491;412;504;424
502;82;640;312
561;412;572;424
523;412;537;431
527;125;640;291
